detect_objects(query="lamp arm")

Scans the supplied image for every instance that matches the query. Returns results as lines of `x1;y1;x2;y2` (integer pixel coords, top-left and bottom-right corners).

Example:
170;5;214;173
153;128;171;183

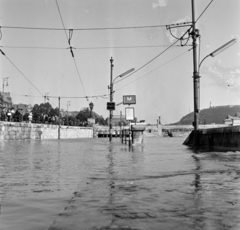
198;54;210;72
112;75;120;84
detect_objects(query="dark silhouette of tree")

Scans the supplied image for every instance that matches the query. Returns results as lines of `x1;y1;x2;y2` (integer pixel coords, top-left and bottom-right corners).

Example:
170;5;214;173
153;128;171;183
32;102;59;123
76;107;106;125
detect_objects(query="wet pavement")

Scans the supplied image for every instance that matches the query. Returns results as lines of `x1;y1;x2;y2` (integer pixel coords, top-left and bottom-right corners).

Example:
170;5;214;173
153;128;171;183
0;137;240;230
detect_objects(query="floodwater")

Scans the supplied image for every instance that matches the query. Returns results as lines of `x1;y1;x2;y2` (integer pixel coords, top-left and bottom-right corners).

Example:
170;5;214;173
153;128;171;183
0;137;240;230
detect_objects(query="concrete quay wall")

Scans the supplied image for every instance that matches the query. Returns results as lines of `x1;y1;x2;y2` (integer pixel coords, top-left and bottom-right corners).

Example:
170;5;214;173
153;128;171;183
183;125;240;151
0;122;93;140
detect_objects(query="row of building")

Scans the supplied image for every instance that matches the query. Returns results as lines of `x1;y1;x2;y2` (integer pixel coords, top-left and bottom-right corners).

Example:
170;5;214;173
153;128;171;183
0;92;30;114
0;92;13;109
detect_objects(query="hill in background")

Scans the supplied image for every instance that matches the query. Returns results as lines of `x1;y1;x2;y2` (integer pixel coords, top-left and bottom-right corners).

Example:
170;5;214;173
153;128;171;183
171;105;240;125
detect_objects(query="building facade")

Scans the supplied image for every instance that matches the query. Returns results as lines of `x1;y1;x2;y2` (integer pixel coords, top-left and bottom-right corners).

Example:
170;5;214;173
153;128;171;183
0;92;13;109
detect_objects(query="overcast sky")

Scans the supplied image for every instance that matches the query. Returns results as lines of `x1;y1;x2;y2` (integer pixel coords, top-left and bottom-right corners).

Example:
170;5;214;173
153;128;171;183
0;0;239;124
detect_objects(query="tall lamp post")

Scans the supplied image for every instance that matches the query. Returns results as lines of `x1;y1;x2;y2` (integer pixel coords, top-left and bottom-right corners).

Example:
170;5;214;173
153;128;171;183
193;38;237;146
44;92;49;103
67;101;71;125
108;57;134;142
89;101;94;118
2;77;9;106
190;0;237;146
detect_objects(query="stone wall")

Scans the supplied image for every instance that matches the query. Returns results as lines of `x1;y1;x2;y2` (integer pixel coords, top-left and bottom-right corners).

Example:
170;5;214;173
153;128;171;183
183;125;240;151
0;122;93;140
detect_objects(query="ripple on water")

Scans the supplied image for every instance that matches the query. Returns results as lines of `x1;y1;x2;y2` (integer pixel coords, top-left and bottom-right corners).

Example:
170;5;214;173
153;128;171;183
0;137;240;230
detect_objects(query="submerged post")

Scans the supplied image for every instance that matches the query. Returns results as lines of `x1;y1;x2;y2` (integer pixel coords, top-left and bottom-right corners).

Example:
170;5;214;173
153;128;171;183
109;57;114;142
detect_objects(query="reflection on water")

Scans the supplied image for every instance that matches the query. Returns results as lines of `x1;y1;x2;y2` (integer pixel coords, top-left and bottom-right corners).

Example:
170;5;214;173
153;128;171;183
0;137;240;230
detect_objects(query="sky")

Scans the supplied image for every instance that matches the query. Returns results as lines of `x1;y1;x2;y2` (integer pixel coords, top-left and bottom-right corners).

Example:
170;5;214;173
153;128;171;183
0;0;239;124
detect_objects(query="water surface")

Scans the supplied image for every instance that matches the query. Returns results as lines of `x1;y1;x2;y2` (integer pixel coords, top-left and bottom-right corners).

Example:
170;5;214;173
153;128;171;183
0;137;240;230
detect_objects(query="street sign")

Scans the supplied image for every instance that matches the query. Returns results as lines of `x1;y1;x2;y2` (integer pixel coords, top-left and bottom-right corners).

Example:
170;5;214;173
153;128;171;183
125;107;134;121
107;102;115;110
123;95;136;105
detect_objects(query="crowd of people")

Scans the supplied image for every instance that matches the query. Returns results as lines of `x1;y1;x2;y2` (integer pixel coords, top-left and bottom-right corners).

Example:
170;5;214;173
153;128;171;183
0;107;91;127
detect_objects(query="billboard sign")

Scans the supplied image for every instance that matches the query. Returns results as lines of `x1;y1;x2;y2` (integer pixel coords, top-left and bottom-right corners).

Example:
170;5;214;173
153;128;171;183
123;95;136;105
125;107;135;121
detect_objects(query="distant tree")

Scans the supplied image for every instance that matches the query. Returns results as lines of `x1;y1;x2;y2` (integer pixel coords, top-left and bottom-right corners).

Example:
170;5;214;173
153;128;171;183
76;107;90;122
76;107;107;125
31;102;59;123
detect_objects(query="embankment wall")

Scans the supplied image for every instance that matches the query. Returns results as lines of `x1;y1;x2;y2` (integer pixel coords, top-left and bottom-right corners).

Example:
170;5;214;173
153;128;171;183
0;122;93;140
183;125;240;151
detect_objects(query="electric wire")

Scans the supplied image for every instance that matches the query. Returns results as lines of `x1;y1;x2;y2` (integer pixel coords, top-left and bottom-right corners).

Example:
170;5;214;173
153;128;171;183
196;0;214;22
2;53;43;96
55;0;88;102
11;93;109;99
0;44;185;50
0;49;58;107
115;47;193;92
55;0;69;43
72;57;88;100
114;26;192;84
0;22;192;31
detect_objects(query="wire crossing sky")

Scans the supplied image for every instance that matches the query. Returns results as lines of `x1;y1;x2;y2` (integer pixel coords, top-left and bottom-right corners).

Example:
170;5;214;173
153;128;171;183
0;0;239;124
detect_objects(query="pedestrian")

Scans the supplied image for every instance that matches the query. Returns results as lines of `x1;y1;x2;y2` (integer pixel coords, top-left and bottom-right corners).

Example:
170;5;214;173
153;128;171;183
28;112;33;123
6;109;11;121
11;107;15;121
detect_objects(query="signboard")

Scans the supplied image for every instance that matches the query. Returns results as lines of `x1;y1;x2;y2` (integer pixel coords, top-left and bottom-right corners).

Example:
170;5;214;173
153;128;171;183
123;95;136;105
125;107;135;121
87;118;95;124
107;102;115;110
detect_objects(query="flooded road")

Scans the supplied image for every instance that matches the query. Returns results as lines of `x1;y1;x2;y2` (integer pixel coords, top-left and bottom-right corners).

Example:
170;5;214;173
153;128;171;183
0;137;240;230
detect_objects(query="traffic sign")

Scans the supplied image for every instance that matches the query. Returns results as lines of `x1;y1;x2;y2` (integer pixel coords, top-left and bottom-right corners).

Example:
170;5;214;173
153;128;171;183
107;102;115;110
125;107;135;120
123;95;136;105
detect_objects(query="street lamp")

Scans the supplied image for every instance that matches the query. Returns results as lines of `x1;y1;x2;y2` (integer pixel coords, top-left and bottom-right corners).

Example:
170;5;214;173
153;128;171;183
199;38;237;70
67;101;71;125
89;101;94;118
108;57;135;142
193;38;237;145
2;77;9;108
44;92;49;103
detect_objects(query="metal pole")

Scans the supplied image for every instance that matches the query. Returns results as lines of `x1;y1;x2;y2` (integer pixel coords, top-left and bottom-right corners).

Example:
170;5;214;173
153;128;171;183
67;103;68;125
58;96;61;139
120;111;122;138
109;57;114;142
191;0;200;146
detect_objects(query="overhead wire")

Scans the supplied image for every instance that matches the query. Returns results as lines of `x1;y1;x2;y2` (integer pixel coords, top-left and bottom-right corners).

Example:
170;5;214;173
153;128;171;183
11;93;109;99
114;0;214;92
0;22;192;31
196;0;214;22
114;26;192;84
0;50;43;96
115;47;193;92
0;49;58;107
0;44;186;50
55;0;88;102
55;0;69;43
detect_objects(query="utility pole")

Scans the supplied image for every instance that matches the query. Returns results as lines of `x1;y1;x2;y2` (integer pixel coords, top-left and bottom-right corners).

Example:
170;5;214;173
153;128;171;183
191;0;200;146
2;77;9;105
109;57;114;142
120;111;122;138
58;96;61;139
44;92;49;103
67;101;71;125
